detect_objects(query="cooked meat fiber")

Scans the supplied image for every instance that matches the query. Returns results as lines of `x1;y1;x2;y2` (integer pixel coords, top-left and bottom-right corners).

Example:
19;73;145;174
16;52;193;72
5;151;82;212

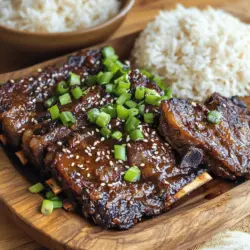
159;93;250;180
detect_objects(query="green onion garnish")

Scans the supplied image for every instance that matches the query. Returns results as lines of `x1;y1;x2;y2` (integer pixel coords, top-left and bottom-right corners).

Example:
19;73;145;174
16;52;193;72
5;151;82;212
100;127;112;138
97;72;113;85
60;111;76;127
86;75;97;86
71;87;83;100
112;131;123;140
116;93;131;105
144;113;154;124
140;69;153;79
102;46;116;59
45;191;55;200
124;166;141;183
135;87;145;100
52;200;63;209
28;183;45;193
49;105;60;120
115;88;128;97
117;105;129;120
138;104;145;116
117;81;131;90
103;58;120;74
125;100;137;109
145;95;161;106
87;108;100;123
128;108;139;117
69;72;81;86
125;116;140;133
41;200;53;216
56;81;69;95
51;196;61;201
114;144;127;161
130;129;144;141
105;84;114;94
207;110;222;124
45;96;57;108
59;93;72;106
101;105;117;118
96;112;111;127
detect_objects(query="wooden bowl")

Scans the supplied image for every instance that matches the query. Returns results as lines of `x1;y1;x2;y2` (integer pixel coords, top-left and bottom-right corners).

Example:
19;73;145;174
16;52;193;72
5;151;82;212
0;0;134;53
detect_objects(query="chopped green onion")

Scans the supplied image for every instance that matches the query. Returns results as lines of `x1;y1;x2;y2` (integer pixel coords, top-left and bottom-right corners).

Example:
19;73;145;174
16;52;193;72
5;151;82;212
128;108;139;117
45;96;57;108
124;166;141;183
59;93;72;106
114;144;127;161
51;196;61;201
49;105;60;120
125;116;140;133
86;75;97;86
117;81;131;90
101;105;117;118
145;88;160;96
145;95;161;106
105;84;114;94
103;58;120;73
100;127;111;138
116;93;131;105
102;46;116;59
125;100;137;109
96;112;111;127
69;72;81;86
87;108;100;123
71;87;83;100
45;191;55;200
153;75;167;92
135;87;145;100
41;200;53;215
164;89;172;99
140;69;153;79
117;105;129;120
114;74;129;84
28;183;45;193
97;72;113;85
138;104;145;116
112;131;123;140
52;200;63;209
115;88;128;96
144;113;154;124
56;81;69;95
130;129;144;141
207;110;222;124
60;111;76;127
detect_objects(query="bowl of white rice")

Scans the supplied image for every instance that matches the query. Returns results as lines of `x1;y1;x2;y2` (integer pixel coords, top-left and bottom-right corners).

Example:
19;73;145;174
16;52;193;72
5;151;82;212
133;5;250;101
0;0;134;53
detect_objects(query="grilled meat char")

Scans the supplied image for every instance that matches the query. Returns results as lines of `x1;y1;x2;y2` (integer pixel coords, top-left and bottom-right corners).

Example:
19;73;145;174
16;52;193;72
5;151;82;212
159;93;250;180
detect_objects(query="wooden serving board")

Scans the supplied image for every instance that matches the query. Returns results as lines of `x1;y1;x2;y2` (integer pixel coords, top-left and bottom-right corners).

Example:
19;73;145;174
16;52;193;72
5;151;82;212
1;19;250;250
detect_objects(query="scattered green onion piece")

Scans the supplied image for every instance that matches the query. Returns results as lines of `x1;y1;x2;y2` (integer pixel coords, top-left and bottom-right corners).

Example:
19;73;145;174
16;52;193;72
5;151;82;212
87;108;100;123
117;105;129;120
125;116;140;133
124;166;141;183
102;46;116;59
153;76;167;92
41;200;53;215
145;88;160;96
125;100;137;108
101;105;117;118
117;81;131;90
115;88;128;96
144;113;154;124
135;87;145;100
164;88;172;99
140;69;153;79
49;105;60;120
116;93;131;105
86;75;97;86
114;74;129;84
100;127;112;138
96;112;111;127
28;183;45;193
52;200;63;209
112;131;123;140
138;104;145;116
45;191;55;200
60;111;76;127
103;59;120;74
97;72;113;85
105;84;114;94
145;95;161;106
45;96;57;108
71;87;83;100
69;72;81;86
116;60;125;69
207;110;222;124
128;108;139;117
59;93;72;106
114;144;127;161
130;129;144;141
56;81;69;95
51;196;61;201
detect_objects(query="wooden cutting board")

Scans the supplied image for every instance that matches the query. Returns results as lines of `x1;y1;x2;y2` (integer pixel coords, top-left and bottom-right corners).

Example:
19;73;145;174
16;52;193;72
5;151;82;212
0;1;250;250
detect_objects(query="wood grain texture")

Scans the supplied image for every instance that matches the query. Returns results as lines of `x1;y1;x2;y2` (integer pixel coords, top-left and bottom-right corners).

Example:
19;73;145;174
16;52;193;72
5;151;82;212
0;0;250;250
0;30;250;250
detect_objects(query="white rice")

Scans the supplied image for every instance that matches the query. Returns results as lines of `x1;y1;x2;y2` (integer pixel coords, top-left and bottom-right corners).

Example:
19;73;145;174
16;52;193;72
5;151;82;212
133;5;250;101
0;0;121;33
